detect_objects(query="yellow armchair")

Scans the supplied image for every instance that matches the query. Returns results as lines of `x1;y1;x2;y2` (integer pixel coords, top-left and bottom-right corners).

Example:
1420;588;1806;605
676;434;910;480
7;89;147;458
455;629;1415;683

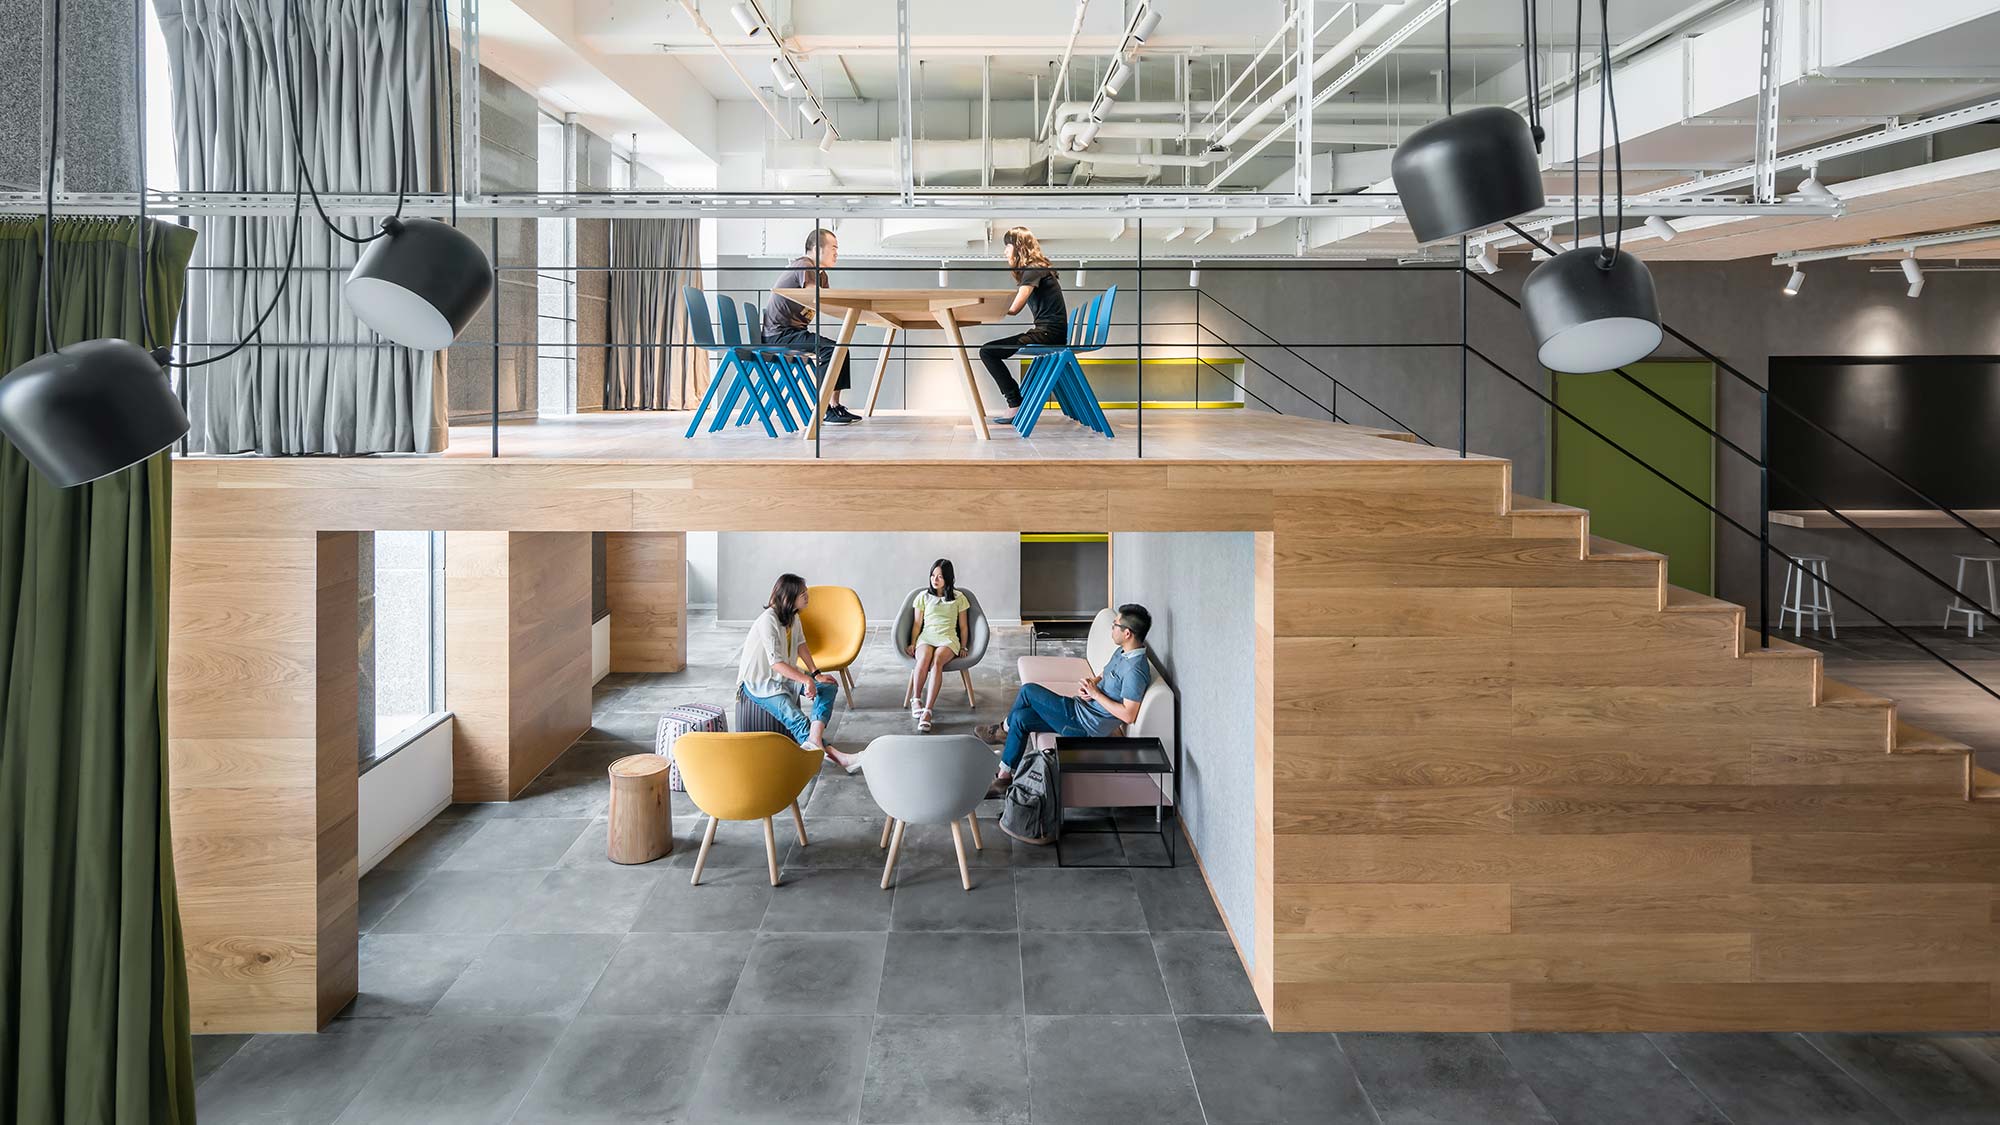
797;584;865;707
673;732;824;886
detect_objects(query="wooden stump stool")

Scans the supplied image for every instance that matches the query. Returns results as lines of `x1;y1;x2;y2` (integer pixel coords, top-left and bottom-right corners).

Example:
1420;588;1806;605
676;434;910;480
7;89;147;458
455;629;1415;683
607;755;674;864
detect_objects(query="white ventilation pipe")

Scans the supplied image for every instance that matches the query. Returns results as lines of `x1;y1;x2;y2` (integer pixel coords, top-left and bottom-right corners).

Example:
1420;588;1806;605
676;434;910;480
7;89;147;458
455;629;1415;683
1213;1;1410;150
1075;150;1232;169
767;137;1047;183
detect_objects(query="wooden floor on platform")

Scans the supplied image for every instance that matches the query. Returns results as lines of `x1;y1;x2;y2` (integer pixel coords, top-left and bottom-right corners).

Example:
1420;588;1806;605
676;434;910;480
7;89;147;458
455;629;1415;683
436;409;1463;464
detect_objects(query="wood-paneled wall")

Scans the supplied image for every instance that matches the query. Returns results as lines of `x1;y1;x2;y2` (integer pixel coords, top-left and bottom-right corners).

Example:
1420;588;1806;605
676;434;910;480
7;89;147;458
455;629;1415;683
605;532;687;673
445;532;593;802
168;530;358;1033
166;432;1999;1032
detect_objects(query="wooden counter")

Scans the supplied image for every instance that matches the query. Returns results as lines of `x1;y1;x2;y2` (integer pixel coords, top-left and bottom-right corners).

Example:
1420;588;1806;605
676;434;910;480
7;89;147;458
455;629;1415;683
1770;508;2000;529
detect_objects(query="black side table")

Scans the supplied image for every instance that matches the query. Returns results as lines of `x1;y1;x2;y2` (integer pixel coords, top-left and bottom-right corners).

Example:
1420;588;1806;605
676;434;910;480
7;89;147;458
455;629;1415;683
1053;736;1176;868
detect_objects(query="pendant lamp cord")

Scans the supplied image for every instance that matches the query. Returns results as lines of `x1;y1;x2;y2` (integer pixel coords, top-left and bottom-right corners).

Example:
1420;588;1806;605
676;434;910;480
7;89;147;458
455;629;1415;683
1596;0;1624;268
288;0;417;244
40;0;62;356
1520;0;1544;149
135;0;307;368
1570;0;1583;240
438;0;458;224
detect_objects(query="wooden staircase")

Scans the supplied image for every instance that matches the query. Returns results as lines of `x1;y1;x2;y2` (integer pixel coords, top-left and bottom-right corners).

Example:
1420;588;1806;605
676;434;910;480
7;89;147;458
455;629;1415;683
1509;493;1992;802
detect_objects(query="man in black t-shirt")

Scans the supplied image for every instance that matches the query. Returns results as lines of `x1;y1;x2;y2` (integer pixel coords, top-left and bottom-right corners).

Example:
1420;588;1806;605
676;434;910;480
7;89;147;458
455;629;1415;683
978;254;1069;425
765;228;858;424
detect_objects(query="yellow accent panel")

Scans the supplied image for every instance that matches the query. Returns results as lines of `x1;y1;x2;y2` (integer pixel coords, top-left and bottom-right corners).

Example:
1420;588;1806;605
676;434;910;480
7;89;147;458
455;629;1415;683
1020;533;1110;544
797;584;865;673
1015;356;1245;367
673;733;823;821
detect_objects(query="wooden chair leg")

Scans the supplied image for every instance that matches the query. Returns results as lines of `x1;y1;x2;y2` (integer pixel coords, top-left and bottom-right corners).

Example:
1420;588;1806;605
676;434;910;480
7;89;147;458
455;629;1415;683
839;667;856;708
690;815;719;886
880;817;894;848
881;820;907;889
791;801;808;847
961;669;976;708
762;816;781;886
950;820;973;891
966;812;984;851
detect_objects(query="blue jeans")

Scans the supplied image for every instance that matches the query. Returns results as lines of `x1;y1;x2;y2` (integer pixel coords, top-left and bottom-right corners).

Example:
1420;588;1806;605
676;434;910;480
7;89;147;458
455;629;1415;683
746;680;838;744
1001;683;1089;771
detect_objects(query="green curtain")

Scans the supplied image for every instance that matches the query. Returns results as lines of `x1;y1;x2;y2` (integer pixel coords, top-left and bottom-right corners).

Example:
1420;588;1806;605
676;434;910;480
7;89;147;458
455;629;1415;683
0;218;199;1124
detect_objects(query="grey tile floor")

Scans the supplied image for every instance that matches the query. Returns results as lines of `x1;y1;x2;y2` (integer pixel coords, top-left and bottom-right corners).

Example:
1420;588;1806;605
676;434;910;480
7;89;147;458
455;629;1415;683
195;615;2000;1124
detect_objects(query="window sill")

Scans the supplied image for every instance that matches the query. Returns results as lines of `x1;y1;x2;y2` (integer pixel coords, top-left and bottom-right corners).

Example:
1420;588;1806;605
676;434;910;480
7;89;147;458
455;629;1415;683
363;711;453;776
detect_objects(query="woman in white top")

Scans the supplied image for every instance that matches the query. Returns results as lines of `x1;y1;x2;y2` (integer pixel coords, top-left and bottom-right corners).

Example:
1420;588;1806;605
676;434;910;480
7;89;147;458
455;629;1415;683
737;573;860;771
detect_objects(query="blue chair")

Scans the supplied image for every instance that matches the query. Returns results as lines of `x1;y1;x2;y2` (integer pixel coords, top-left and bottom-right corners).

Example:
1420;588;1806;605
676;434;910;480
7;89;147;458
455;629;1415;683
1010;300;1087;437
682;288;782;439
708;293;798;434
1017;285;1116;438
743;303;822;425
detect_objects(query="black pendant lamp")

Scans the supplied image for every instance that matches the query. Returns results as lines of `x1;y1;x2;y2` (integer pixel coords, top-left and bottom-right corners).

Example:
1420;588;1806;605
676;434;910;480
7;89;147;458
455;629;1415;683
1391;106;1546;244
1520;0;1662;374
1520;247;1661;373
0;340;188;487
344;217;494;351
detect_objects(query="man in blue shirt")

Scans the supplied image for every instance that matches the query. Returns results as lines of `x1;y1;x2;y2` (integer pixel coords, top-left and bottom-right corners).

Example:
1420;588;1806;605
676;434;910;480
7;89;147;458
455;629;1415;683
976;604;1154;796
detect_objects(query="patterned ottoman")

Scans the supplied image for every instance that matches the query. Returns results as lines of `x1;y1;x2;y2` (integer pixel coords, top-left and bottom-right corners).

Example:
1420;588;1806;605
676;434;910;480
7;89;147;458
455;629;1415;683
654;703;726;792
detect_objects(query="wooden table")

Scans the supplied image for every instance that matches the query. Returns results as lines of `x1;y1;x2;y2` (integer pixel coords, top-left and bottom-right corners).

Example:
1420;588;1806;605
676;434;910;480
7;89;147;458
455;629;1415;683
1769;509;2000;529
773;287;1019;440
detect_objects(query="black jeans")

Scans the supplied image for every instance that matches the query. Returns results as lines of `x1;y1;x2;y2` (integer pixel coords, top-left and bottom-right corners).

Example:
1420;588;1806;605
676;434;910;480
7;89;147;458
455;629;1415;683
769;327;851;392
979;323;1067;408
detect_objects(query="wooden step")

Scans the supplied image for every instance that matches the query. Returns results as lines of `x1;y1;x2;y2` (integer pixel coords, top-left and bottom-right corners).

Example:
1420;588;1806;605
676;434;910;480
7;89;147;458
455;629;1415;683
1508;494;1587;515
1663;584;1743;619
1508;494;1588;542
1586;535;1666;563
1893;720;1973;756
1971;766;2000;801
1818;678;1896;711
1736;628;1823;692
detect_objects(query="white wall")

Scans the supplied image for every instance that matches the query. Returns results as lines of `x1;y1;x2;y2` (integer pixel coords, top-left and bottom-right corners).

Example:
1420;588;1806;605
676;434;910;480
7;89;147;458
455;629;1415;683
1112;531;1257;965
687;530;719;609
358;719;454;874
717;531;1022;625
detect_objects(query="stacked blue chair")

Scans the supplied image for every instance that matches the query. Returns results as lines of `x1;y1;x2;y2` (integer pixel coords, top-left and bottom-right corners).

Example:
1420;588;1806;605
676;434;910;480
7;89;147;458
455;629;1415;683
742;303;823;427
681;287;786;438
1015;285;1116;438
709;293;803;433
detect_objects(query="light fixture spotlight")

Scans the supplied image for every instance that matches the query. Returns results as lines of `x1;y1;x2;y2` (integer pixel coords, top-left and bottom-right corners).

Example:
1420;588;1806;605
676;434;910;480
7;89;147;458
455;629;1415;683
1104;60;1131;96
1901;254;1924;298
1074;121;1101;149
1644;215;1677;242
800;101;823;125
818;126;836;152
1474;245;1499;274
730;3;762;36
1188;262;1201;288
1074;264;1087;287
937;262;950;287
1782;267;1804;296
1132;8;1162;44
770;58;800;94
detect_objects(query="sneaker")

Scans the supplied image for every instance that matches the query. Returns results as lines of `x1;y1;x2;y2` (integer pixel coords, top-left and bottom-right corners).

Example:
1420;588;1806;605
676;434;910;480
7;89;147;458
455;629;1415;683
822;407;857;425
990;413;1017;426
973;722;1006;746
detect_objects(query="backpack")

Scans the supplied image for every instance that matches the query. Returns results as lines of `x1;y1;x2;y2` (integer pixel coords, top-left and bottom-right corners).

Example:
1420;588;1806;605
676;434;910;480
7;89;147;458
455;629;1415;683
998;746;1061;846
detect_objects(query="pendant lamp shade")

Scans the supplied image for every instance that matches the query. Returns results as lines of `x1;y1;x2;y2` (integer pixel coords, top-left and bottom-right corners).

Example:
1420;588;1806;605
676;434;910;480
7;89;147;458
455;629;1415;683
1390;106;1545;244
1520;248;1663;373
0;339;188;487
344;218;495;351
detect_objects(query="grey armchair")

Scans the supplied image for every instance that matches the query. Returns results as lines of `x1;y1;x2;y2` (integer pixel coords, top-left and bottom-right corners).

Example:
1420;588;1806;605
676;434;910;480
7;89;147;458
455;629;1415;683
889;586;991;708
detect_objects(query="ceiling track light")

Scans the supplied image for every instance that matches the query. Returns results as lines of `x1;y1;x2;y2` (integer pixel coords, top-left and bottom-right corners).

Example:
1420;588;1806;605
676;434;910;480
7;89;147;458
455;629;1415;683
1074;263;1087;287
937;262;950;287
1103;59;1131;97
1131;7;1162;45
1901;254;1924;298
770;58;800;94
730;2;764;36
1188;262;1201;288
800;101;824;126
1474;245;1499;274
818;126;836;153
1782;267;1804;296
1644;215;1678;242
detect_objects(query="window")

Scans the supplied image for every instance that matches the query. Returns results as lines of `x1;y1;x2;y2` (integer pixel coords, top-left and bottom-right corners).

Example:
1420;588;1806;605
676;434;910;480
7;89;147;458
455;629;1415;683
372;531;446;761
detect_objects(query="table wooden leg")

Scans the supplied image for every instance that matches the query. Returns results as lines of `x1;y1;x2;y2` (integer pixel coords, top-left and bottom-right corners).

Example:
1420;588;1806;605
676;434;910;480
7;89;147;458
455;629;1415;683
933;310;991;440
804;307;862;441
863;326;897;417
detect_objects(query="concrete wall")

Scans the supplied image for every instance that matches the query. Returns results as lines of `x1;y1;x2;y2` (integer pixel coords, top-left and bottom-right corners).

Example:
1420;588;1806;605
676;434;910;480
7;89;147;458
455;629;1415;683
449;58;539;424
0;0;139;193
1111;531;1258;965
716;532;1022;626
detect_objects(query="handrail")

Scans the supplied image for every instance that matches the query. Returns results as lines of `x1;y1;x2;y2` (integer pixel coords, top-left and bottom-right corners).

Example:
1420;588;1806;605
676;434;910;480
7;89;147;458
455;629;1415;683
1190;324;1342;422
1464;341;1999;705
1195;290;1439;445
1496;225;2000;559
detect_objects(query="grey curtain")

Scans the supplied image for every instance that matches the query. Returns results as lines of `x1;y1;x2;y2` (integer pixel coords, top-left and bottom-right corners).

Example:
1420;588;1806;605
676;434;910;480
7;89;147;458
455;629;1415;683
607;218;708;410
154;0;448;454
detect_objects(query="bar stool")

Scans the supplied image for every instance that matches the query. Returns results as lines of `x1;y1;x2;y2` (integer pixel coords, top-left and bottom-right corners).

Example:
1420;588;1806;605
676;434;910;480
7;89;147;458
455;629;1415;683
1944;554;1999;637
1779;554;1836;639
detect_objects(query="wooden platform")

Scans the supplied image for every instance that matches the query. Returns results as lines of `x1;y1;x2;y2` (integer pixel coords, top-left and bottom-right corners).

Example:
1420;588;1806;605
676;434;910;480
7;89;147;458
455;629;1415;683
167;408;2000;1034
438;410;1427;463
